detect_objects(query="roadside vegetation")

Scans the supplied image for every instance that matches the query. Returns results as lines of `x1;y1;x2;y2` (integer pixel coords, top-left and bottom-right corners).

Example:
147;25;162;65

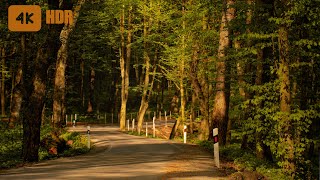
126;125;318;179
0;122;89;169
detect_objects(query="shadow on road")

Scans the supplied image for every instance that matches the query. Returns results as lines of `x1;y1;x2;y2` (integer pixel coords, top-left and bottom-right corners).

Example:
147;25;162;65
0;126;228;179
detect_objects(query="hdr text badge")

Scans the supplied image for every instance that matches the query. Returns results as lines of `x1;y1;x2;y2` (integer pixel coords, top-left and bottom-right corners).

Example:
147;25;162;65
8;5;73;32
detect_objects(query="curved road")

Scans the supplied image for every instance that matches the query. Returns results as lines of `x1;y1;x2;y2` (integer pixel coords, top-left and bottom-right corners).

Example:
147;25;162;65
0;126;228;179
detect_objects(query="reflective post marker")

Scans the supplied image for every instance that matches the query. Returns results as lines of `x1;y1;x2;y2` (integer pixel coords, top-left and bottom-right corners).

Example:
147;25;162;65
87;126;90;149
146;122;148;137
184;125;187;144
132;119;135;132
213;128;220;168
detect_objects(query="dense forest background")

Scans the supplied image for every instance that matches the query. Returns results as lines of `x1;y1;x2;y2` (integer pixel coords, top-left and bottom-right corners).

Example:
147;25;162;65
0;0;319;179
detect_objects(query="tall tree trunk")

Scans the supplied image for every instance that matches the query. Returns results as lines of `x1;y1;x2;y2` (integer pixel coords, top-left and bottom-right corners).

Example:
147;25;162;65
52;0;86;128
137;1;150;134
81;59;85;108
87;67;95;113
134;56;140;85
22;1;62;162
126;4;132;116
212;0;235;145
190;90;195;134
278;24;294;175
137;55;156;134
111;50;119;122
170;0;186;139
119;5;126;130
9;34;25;127
119;4;131;130
189;43;210;140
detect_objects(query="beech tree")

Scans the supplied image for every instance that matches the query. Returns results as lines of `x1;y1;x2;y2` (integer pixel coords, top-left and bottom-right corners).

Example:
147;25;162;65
52;0;86;128
212;0;235;145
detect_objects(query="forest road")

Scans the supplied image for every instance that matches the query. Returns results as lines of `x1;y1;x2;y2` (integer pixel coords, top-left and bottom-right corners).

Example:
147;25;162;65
0;125;228;180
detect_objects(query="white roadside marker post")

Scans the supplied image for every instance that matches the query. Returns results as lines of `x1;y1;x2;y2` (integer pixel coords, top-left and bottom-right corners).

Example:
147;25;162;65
87;126;90;149
213;128;220;168
146;122;148;137
184;125;187;144
75;114;77;126
127;119;130;131
153;116;155;138
165;111;167;120
132;119;135;132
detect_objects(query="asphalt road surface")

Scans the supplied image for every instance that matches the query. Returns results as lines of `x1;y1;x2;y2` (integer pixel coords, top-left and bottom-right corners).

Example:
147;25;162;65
0;126;228;180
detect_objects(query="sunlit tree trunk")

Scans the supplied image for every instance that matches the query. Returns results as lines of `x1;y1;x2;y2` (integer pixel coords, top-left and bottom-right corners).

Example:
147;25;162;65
119;4;131;130
52;0;86;128
170;0;186;139
212;0;235;145
137;1;151;134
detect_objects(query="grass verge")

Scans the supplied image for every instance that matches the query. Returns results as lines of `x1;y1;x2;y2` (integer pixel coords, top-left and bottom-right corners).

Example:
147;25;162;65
0;124;89;169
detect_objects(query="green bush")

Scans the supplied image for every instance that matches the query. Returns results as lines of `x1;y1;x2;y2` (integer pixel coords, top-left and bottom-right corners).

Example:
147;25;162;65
39;130;89;160
197;141;289;180
0;123;23;169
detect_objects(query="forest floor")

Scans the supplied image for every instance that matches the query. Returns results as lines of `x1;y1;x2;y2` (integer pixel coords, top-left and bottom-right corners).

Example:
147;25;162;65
0;125;233;179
